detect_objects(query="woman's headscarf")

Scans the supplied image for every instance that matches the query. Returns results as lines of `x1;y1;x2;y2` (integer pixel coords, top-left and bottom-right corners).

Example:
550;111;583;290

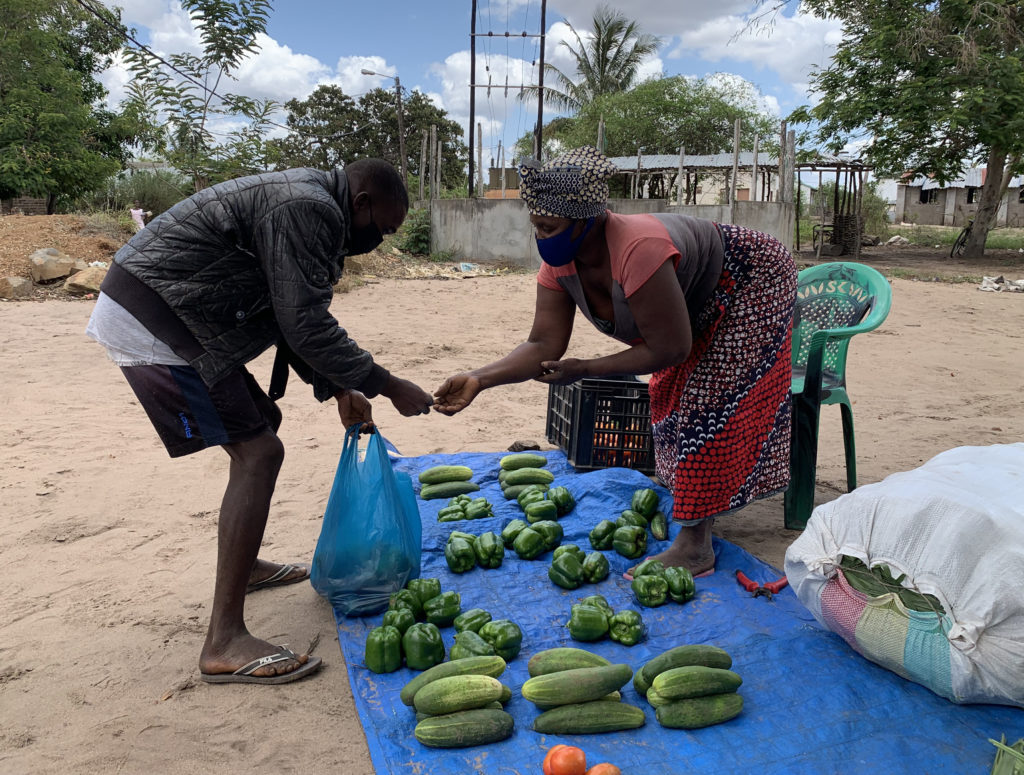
518;146;618;220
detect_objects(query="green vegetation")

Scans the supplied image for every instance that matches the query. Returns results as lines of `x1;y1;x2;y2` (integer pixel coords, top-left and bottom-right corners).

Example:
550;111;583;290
396;208;431;255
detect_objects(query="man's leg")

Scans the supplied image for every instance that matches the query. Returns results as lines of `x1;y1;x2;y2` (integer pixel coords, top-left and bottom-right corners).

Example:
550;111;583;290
198;430;312;678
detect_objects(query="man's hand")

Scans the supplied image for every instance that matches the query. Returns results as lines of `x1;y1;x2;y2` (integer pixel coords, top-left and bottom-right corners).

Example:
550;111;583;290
433;374;482;416
381;375;433;417
535;358;589;386
335;389;375;432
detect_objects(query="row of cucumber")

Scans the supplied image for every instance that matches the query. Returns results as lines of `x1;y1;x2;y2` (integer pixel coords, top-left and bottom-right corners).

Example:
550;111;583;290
418;465;480;500
635;645;744;729
522;659;646;735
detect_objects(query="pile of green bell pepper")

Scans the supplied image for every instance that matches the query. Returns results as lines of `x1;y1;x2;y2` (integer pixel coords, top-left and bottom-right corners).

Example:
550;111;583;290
445;534;477;573
631;573;669;607
547;545;609;589
445;530;505;572
629;559;697;607
437;494;495;522
566;595;645;646
478;619;522;661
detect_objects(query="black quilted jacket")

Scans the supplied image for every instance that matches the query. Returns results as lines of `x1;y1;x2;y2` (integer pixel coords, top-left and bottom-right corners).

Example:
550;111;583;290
100;168;389;400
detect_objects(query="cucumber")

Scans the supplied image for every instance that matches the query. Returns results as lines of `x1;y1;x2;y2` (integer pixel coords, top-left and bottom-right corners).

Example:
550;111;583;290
420;481;480;500
527;647;612;677
655;693;744;729
419;465;474;484
521;663;633;707
500;453;548;470
652;666;743;700
645;687;673;707
399;655;506;706
414;708;515;748
503;467;556;487
633;644;733;695
532;700;646;734
413;674;505;715
534;691;620;711
499;683;512;703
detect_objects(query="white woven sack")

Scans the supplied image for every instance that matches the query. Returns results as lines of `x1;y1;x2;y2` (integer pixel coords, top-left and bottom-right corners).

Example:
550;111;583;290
785;443;1024;707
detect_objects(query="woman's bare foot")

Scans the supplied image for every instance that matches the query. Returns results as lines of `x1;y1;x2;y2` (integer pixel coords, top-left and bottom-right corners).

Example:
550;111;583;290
628;518;715;576
199;632;313;679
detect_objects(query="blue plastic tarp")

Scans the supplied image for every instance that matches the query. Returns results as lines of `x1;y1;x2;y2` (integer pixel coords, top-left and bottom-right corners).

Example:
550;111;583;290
332;449;1023;774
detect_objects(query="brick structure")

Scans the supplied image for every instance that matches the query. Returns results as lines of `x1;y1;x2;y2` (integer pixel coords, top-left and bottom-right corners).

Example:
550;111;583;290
1;197;48;215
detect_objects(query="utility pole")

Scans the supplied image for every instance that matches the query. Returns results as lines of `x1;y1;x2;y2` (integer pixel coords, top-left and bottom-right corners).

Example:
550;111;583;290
468;0;477;195
361;67;407;189
419;129;428;201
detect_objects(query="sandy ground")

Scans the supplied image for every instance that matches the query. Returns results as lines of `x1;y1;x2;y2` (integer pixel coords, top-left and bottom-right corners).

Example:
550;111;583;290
2;274;1023;774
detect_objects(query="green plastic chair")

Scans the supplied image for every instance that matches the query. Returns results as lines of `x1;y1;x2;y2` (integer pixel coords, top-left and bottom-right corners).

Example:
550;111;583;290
785;262;893;530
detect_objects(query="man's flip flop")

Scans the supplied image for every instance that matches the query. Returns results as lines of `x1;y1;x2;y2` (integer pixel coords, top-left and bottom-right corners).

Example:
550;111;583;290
246;563;310;593
200;647;323;685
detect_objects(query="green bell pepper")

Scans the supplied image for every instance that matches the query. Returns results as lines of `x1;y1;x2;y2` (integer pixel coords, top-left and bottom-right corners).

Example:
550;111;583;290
531;519;563;552
381;607;416;635
444;536;477;573
423;590;461;626
617;510;649;529
473;531;504;569
632;558;665;578
548;552;585;590
450;494;473;507
612;525;648;559
364;625;402;673
566;604;610;642
631;574;669;607
501;519;528;549
579;594;614;620
406;578;442;607
388;589;422;619
547;485;576;516
581;551;610;583
464;499;493;520
518;489;547;512
553;544;585;563
631;488;660;517
478;619;522;661
608;609;645;646
437;503;465;518
650;510;669;541
439;510;467;522
512;526;546;559
664;566;696;603
402;622;445;670
449;630;496;660
453;607;492;633
524;499;558;523
449;530;477;542
589;519;617;551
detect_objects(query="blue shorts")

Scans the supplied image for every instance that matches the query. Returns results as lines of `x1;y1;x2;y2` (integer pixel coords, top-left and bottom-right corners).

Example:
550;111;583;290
121;364;281;457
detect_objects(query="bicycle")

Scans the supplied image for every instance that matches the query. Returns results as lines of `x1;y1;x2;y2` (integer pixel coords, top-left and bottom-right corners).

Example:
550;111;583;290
950;218;973;258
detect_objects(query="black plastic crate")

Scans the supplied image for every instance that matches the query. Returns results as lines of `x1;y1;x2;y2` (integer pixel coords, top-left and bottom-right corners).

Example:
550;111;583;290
545;378;656;473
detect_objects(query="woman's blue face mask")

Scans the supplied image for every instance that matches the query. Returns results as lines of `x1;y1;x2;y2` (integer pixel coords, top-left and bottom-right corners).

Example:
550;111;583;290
536;217;596;266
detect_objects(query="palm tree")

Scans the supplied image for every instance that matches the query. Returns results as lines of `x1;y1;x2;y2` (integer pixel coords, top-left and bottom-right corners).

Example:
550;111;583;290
520;5;660;114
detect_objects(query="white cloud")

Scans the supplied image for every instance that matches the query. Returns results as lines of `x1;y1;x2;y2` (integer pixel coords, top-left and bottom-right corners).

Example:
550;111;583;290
233;35;331;103
669;10;841;90
549;0;753;36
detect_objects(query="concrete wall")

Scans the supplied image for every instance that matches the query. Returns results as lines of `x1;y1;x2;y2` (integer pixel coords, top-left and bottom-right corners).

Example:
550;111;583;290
428;198;795;268
1;197;48;215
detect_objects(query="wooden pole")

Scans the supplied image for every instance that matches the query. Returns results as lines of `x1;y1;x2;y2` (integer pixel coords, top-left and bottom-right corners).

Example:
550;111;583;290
419;129;428;202
676;146;685;206
778;120;787;204
477;122;484;197
751;135;759;202
430;124;438;200
435;137;443;197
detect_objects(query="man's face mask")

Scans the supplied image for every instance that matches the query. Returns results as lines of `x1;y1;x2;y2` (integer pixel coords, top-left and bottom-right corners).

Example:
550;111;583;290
349;199;385;255
536;217;595;267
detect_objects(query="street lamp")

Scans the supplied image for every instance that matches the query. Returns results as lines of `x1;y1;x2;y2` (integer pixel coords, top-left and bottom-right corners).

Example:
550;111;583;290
361;68;407;190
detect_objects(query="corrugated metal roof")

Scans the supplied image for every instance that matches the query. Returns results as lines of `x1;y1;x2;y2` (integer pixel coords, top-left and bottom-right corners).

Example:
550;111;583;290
908;167;1024;190
607;152;780;170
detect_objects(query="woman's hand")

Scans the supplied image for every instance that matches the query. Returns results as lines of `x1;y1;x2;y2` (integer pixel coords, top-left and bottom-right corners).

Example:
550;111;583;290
536;358;589;385
433;374;482;415
335;389;375;433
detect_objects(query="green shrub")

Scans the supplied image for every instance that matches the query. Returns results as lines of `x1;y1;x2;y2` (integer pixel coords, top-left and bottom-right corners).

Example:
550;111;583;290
397;207;431;255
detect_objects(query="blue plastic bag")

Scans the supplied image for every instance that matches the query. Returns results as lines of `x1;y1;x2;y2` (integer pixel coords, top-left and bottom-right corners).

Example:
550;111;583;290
311;425;421;616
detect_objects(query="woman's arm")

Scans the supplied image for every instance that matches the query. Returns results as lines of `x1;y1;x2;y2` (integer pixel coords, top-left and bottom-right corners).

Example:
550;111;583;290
537;259;691;384
433;285;576;414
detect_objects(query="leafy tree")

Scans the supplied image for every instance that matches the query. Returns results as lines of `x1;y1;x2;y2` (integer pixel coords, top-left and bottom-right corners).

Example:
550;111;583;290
122;0;277;192
0;0;129;209
520;4;659;114
790;0;1024;257
273;86;467;191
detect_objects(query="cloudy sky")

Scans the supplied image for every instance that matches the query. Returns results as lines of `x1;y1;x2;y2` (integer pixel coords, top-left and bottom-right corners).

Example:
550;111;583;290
99;0;842;163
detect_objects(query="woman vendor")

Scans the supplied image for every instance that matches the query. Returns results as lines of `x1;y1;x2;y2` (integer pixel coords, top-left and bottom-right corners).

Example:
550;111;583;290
433;146;797;576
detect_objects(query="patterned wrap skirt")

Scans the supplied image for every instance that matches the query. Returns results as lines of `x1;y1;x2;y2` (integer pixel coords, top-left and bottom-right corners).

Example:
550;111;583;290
649;224;797;522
